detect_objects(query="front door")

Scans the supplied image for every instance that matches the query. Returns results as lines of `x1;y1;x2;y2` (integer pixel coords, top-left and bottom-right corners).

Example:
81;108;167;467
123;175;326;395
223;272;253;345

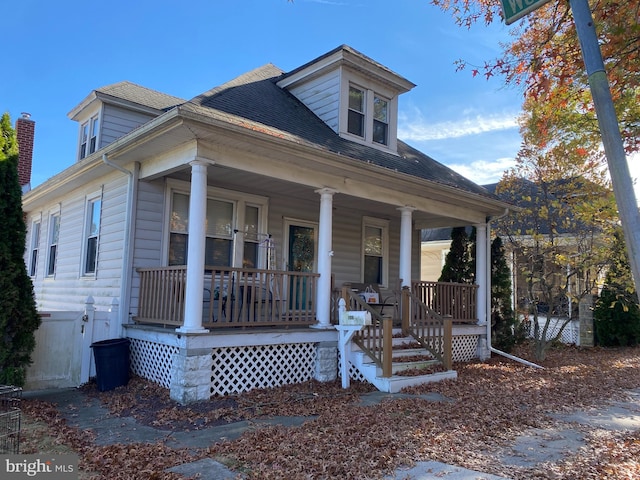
285;220;317;309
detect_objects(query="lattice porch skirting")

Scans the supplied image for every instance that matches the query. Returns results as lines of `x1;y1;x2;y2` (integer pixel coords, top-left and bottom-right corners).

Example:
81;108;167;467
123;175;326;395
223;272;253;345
211;343;316;396
128;334;330;400
130;338;179;389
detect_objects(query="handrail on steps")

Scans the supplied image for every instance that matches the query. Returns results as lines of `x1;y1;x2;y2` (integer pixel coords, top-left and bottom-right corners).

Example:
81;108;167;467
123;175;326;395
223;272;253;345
401;286;453;371
341;287;394;377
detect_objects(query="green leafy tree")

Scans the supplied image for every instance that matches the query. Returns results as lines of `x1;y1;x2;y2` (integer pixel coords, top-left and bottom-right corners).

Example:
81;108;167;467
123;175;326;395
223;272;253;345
439;226;474;284
0;112;40;386
594;229;640;346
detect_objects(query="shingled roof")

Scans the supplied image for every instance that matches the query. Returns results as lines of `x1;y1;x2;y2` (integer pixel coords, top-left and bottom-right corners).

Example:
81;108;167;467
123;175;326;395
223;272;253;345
181;64;497;200
96;81;186;111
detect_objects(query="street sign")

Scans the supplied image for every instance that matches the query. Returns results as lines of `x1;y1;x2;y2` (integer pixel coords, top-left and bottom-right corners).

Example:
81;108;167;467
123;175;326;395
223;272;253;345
501;0;553;24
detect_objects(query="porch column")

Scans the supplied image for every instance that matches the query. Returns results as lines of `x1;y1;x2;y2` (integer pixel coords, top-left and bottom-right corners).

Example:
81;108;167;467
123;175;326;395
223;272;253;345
314;188;337;329
398;207;415;288
177;159;211;334
475;222;488;325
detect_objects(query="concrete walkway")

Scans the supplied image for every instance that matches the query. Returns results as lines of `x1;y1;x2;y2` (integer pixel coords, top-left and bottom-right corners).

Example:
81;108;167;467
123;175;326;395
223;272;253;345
24;388;640;480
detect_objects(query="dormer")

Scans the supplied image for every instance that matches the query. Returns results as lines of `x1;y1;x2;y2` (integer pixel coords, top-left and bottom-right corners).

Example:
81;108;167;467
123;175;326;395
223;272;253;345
67;82;185;162
277;45;415;154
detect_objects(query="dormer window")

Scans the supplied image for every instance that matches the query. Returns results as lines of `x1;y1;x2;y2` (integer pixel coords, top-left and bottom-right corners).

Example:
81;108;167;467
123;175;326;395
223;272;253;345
345;83;392;149
80;115;99;159
373;96;389;146
348;86;365;138
348;86;389;145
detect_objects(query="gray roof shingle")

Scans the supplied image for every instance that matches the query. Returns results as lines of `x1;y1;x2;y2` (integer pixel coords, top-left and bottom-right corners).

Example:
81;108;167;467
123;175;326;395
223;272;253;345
183;64;496;199
96;81;186;111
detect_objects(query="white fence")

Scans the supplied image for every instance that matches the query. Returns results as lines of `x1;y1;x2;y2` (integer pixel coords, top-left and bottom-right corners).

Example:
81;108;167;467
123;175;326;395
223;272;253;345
25;297;117;390
524;316;581;345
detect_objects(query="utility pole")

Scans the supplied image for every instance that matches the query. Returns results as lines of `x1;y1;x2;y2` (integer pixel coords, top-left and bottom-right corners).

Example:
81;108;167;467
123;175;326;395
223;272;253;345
569;0;640;288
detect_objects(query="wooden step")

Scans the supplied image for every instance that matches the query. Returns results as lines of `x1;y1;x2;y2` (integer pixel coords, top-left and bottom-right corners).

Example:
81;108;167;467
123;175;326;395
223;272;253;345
350;351;457;393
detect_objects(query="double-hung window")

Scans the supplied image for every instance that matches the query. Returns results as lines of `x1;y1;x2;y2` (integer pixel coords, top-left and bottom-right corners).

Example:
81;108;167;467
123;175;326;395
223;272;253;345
168;193;235;267
84;198;101;275
346;83;392;148
373;95;389;145
205;198;234;266
348;85;365;138
80;115;99;159
363;217;389;286
47;214;60;276
30;221;41;277
242;205;260;269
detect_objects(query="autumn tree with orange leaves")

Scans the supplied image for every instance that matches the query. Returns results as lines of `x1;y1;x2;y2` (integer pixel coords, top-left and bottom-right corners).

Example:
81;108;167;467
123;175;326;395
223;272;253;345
430;0;640;155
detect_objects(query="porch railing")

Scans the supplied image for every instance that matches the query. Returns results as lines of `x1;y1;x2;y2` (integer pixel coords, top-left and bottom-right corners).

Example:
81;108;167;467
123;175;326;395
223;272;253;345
136;266;319;329
339;284;458;375
402;287;452;370
341;287;394;377
412;281;478;324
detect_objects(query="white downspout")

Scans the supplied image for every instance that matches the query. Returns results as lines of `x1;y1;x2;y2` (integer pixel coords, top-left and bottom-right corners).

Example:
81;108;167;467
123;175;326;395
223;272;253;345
486;211;544;369
102;154;139;338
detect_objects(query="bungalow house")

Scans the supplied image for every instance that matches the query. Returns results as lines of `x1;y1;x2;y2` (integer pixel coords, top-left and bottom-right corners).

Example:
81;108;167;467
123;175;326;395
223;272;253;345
22;45;512;403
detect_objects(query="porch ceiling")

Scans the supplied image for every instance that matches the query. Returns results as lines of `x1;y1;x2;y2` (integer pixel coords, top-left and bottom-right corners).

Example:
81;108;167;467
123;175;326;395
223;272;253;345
167;162;496;229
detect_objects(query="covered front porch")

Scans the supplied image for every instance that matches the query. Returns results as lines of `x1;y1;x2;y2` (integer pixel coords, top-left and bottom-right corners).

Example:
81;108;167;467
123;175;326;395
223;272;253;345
128;265;486;402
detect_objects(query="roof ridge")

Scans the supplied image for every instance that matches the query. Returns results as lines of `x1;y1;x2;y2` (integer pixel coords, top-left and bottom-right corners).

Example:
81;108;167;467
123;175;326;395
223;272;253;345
189;63;284;104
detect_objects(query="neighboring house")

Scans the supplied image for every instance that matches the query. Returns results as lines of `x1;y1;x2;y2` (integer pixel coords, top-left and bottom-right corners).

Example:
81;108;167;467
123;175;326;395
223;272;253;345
23;45;511;402
421;180;607;319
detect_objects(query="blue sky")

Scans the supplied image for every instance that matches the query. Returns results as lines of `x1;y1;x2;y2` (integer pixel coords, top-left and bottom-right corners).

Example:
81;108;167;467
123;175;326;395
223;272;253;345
4;0;532;188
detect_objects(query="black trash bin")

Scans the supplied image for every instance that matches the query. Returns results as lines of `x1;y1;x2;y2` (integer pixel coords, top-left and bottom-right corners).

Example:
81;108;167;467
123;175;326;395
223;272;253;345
91;338;130;392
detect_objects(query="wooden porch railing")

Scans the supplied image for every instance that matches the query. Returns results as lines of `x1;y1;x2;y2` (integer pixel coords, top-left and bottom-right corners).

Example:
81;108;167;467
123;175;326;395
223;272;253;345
136;266;319;329
341;286;393;377
412;281;478;324
402;287;452;370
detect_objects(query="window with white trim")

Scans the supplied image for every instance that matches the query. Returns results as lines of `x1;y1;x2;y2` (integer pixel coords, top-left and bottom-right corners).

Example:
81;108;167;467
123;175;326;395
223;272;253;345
80;114;99;159
29;221;40;277
242;205;260;269
348;85;365;138
168;193;234;267
362;217;389;286
346;83;391;148
167;187;269;269
47;214;60;277
83;198;101;275
373;95;389;145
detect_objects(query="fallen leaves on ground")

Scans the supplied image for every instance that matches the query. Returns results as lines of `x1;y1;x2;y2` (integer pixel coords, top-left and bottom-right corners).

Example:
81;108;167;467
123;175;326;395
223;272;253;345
20;342;640;479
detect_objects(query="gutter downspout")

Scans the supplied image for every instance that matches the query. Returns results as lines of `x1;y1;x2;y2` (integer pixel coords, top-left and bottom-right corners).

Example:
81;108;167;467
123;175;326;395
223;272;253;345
103;154;139;338
485;210;544;369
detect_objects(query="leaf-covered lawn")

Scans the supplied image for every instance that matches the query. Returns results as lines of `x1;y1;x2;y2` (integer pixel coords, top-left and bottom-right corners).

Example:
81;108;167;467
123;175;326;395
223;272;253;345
20;343;640;479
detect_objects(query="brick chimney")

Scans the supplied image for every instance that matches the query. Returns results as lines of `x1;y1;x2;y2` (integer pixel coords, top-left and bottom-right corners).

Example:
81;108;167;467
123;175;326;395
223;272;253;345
16;112;35;191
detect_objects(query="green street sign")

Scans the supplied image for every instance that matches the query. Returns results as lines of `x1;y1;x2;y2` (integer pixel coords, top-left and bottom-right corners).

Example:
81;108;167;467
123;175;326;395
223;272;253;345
501;0;553;24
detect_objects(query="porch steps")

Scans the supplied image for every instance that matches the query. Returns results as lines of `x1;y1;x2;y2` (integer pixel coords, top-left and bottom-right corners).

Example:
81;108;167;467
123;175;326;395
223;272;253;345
349;334;457;393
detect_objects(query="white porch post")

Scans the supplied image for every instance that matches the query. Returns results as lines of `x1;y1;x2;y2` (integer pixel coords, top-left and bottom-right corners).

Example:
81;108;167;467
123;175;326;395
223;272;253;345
177;159;210;334
398;207;415;288
475;222;488;325
314;188;336;329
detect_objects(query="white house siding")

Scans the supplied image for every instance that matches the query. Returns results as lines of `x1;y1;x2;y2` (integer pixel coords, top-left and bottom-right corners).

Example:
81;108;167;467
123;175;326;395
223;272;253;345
100;104;156;148
128;179;166;315
26;171;129;312
288;70;340;133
